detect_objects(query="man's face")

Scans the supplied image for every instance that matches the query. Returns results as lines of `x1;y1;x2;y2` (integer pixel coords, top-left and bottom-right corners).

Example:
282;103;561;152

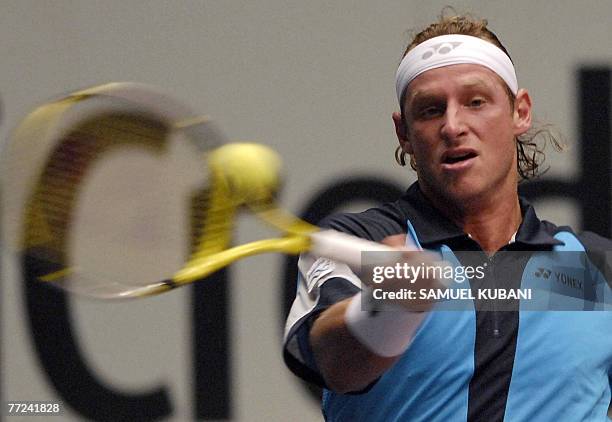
394;63;531;206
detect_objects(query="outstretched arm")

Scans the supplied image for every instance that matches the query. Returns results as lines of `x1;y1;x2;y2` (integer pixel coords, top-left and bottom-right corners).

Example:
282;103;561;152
309;235;438;393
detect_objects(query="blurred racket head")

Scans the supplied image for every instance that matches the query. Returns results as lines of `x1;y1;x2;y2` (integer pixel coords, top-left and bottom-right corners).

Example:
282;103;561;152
2;84;427;301
2;83;241;298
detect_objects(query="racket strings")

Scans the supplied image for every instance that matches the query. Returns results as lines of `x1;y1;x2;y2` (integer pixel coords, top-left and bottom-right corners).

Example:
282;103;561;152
24;133;100;256
22;113;170;283
185;180;239;263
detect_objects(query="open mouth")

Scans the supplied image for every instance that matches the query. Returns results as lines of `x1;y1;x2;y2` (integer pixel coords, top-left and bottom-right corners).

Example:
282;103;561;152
442;151;478;165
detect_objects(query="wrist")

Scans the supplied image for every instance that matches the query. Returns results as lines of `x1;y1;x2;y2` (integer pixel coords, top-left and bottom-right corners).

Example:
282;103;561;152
344;290;427;357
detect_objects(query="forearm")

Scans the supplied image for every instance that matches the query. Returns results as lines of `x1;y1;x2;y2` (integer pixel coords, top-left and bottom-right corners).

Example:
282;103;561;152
309;298;400;393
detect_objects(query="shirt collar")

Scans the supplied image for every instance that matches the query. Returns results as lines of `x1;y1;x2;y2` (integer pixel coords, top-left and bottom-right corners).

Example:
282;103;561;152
398;182;563;247
515;198;564;246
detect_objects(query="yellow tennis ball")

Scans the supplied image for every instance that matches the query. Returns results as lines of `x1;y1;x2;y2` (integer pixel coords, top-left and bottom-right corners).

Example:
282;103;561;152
208;143;282;203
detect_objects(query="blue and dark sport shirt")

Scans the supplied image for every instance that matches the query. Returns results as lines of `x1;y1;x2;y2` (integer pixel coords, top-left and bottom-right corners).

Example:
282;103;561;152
283;182;612;421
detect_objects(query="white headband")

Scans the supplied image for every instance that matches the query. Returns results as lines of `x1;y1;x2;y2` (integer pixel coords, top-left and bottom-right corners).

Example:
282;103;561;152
395;34;518;104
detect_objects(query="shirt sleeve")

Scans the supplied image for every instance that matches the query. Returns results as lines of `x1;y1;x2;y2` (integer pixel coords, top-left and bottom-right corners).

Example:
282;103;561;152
579;231;612;308
282;253;361;387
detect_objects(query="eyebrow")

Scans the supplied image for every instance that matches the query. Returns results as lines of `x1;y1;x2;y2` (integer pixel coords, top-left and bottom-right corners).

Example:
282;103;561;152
406;78;493;108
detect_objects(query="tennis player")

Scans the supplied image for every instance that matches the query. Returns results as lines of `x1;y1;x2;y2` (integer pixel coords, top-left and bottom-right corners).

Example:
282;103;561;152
284;14;612;421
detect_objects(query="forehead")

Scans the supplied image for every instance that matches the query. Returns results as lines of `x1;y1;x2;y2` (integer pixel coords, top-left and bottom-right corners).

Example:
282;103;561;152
404;63;508;105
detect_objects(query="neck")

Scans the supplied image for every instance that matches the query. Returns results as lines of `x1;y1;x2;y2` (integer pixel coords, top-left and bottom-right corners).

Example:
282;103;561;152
423;184;522;254
459;196;521;254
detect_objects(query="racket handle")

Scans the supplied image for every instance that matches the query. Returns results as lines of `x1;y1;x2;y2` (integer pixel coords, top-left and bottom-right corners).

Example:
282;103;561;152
309;230;451;289
309;230;406;273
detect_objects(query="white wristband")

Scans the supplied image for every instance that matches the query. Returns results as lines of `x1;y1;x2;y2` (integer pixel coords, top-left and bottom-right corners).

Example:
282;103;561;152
344;291;427;357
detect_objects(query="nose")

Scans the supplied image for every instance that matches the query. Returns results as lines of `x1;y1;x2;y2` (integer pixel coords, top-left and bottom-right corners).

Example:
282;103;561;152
440;103;467;142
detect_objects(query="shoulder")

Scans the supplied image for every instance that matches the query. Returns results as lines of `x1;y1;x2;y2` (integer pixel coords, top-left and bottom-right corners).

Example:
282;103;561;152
574;230;612;251
320;199;409;242
542;221;612;277
544;220;612;251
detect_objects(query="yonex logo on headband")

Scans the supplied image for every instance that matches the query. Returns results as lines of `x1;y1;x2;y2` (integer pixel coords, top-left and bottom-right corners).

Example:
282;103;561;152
395;34;518;104
421;42;462;60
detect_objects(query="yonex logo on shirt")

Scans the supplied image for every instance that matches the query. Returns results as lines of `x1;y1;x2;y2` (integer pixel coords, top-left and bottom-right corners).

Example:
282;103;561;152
534;267;584;290
553;270;583;290
534;268;552;279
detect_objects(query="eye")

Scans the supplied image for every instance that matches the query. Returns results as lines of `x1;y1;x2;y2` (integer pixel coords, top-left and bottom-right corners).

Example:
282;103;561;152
468;97;486;108
418;105;444;119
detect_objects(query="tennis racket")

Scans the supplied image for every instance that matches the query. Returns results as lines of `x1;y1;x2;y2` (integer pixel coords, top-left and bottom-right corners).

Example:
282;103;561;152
3;82;436;299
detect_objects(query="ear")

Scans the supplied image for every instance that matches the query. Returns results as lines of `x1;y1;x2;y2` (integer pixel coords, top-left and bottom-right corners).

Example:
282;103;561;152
513;88;532;136
392;111;413;155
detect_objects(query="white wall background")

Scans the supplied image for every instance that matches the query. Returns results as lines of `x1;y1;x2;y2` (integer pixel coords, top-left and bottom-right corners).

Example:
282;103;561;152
1;1;611;421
